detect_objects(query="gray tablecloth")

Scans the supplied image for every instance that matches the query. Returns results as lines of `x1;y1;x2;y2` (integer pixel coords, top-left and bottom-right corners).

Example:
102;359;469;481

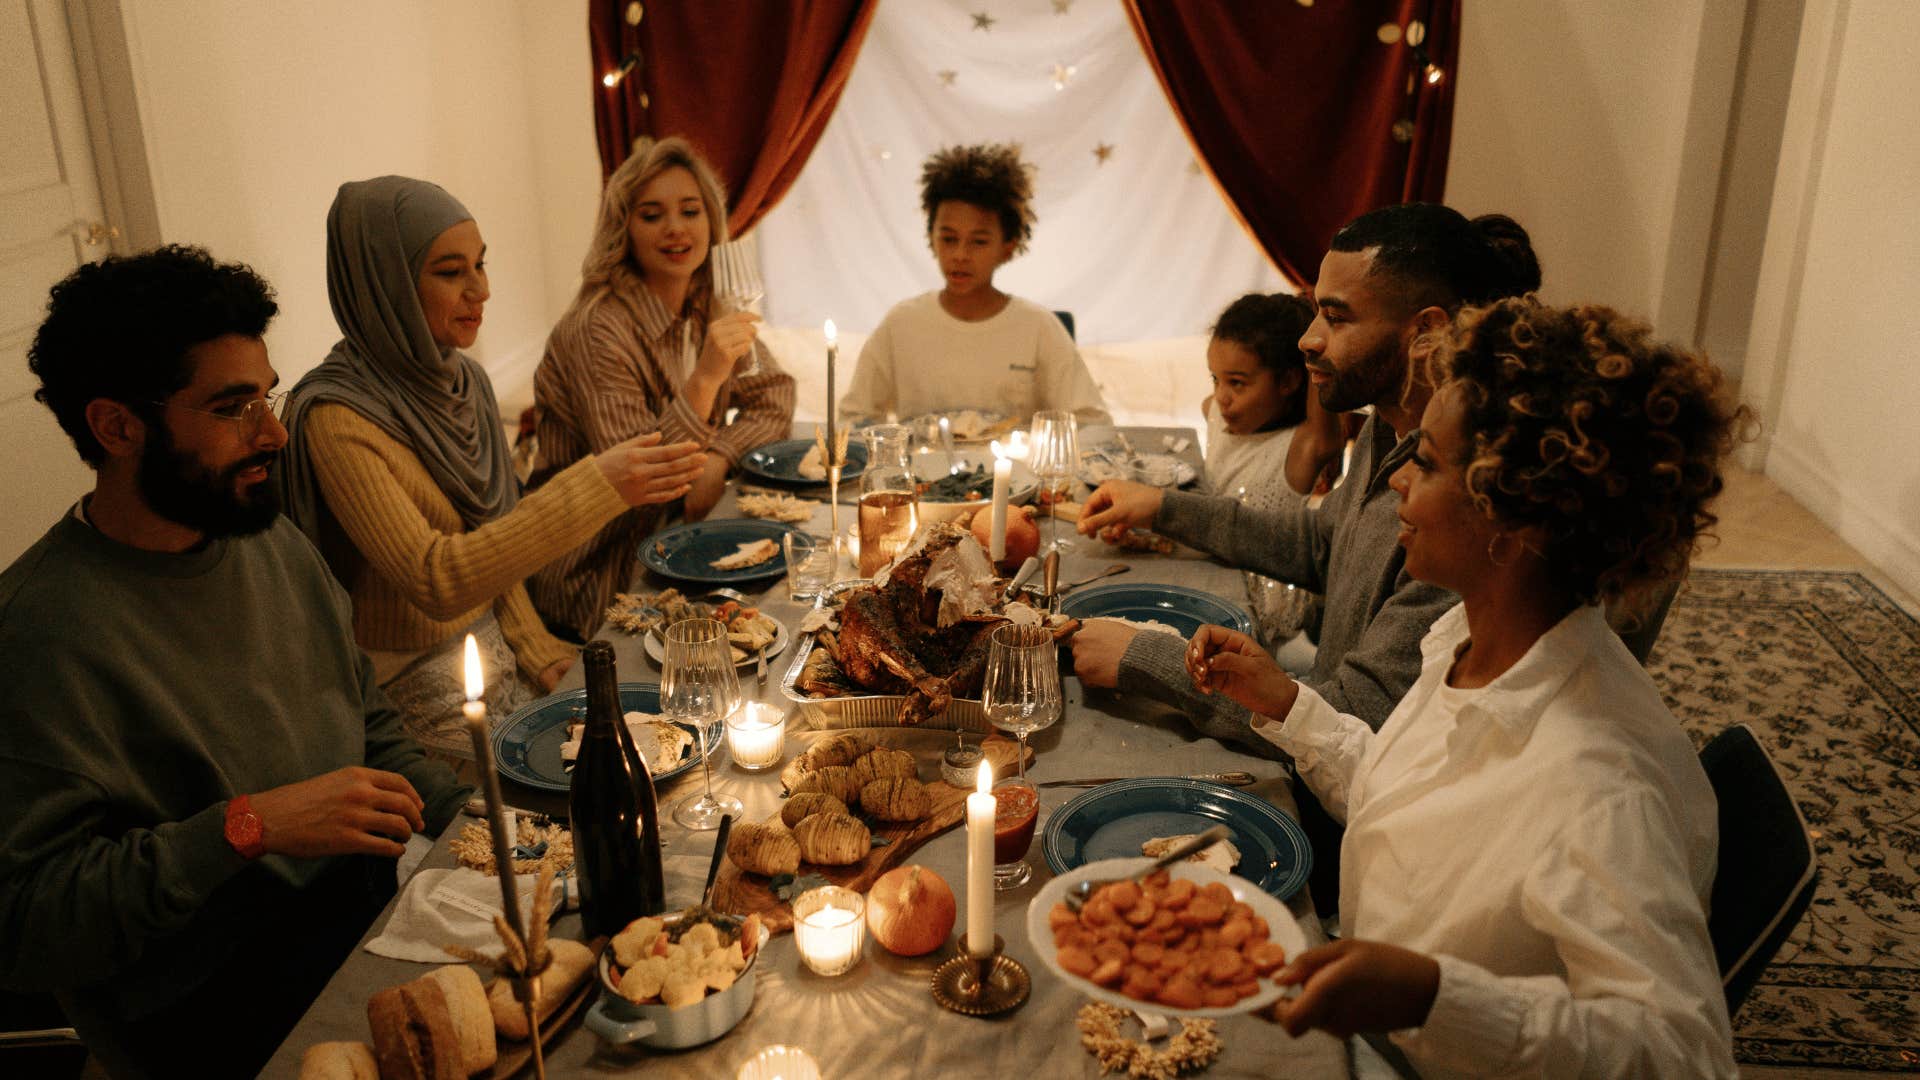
263;427;1348;1079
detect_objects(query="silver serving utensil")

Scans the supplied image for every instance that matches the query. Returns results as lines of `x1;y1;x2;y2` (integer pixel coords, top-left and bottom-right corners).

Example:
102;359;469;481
1042;550;1061;612
754;643;768;696
1038;771;1255;789
1055;563;1129;596
1115;430;1144;470
700;586;752;605
1002;556;1042;601
1064;825;1230;912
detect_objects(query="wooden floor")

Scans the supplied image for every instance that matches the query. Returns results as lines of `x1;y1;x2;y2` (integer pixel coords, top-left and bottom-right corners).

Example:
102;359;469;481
1698;465;1917;615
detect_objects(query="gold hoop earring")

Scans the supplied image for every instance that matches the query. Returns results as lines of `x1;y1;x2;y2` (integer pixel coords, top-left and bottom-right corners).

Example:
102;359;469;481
1487;532;1519;568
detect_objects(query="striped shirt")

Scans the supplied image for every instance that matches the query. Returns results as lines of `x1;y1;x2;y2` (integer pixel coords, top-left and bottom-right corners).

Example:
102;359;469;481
527;283;795;639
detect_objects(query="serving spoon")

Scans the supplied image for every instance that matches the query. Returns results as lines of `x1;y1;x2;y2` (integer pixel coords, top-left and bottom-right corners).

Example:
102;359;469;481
1063;825;1230;912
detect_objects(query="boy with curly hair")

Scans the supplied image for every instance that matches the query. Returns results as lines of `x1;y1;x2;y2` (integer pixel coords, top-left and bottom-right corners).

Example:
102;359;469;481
839;143;1110;426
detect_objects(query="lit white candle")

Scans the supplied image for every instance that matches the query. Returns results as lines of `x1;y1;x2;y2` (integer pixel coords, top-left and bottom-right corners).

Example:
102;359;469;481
462;635;526;946
724;702;786;770
987;439;1012;564
966;761;996;956
792;885;865;975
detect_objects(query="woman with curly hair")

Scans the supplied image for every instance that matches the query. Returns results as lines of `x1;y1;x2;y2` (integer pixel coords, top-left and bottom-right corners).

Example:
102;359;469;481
1188;298;1742;1076
839;142;1109;425
528;136;796;640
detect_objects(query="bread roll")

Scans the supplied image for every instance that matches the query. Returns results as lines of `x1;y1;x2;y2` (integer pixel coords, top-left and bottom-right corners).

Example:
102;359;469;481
419;964;496;1074
861;776;932;821
793;813;871;865
367;979;464;1080
489;938;596;1040
298;1041;377;1080
779;791;848;828
727;820;801;876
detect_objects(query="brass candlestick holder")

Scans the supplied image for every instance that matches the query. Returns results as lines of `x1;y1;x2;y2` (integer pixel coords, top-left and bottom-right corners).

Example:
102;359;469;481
930;934;1030;1017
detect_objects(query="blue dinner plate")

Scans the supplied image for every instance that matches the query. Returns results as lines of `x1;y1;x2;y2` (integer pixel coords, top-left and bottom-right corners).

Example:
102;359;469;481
492;682;707;793
1058;582;1253;639
1042;778;1312;901
740;438;869;486
640;519;802;585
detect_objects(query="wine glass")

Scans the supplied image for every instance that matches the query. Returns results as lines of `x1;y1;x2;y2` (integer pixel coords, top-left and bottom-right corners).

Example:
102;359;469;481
980;623;1061;785
661;617;744;829
1027;410;1080;553
709;238;764;314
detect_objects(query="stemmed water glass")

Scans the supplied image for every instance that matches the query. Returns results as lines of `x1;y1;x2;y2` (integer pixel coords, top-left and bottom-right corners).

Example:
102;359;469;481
1027;410;1080;553
980;623;1062;784
661;618;744;829
709;238;764;314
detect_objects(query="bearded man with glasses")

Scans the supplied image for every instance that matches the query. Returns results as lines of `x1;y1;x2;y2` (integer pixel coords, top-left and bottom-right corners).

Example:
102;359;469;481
0;246;471;1078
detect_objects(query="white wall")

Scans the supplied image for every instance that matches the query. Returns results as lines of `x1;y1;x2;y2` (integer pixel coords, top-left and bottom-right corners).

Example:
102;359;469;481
117;0;597;401
1743;0;1920;601
1445;0;1736;341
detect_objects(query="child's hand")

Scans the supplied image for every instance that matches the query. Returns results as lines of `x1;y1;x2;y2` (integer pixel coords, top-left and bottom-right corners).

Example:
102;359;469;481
1077;480;1162;536
697;310;761;378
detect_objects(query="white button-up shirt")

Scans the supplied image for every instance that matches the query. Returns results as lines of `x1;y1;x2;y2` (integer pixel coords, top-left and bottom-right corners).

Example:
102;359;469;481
1256;603;1735;1078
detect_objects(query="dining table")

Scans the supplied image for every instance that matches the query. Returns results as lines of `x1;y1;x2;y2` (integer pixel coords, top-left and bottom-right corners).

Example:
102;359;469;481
262;426;1350;1079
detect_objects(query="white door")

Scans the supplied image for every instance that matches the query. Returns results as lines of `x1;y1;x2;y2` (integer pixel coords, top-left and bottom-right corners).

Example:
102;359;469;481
1;0;113;563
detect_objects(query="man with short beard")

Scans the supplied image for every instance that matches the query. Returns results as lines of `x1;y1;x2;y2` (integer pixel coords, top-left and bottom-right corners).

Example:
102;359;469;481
0;246;471;1078
1074;204;1540;909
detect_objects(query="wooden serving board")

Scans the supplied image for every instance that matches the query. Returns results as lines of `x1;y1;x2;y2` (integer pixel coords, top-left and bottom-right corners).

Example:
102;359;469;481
708;734;1030;934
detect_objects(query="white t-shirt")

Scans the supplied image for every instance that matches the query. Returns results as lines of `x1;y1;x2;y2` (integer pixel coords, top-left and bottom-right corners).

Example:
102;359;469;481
1202;398;1295;503
838;292;1111;427
1257;603;1735;1078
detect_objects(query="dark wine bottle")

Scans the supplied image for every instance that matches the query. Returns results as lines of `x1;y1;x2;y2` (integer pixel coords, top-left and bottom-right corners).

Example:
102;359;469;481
569;641;664;936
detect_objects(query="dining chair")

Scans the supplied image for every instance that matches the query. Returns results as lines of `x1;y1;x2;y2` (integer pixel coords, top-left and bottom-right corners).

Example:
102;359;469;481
1052;310;1076;341
1608;572;1682;665
1699;722;1819;1018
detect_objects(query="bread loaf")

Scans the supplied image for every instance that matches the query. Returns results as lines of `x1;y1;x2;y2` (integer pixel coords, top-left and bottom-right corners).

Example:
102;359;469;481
488;938;596;1040
419;964;496;1073
779;791;848;828
366;979;464;1080
789;764;862;807
298;1041;377;1080
793;813;871;865
780;733;872;791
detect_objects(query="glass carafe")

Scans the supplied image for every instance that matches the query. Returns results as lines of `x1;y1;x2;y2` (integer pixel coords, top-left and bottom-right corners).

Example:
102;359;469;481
857;424;919;577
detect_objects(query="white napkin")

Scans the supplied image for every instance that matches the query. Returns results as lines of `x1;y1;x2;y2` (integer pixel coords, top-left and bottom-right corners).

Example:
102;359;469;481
365;866;566;963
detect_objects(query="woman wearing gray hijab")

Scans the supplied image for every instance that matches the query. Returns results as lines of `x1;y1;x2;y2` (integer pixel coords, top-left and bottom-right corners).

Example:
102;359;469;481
283;176;705;759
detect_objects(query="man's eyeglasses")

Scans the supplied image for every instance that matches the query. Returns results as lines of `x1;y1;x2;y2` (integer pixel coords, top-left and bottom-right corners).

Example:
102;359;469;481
153;390;290;433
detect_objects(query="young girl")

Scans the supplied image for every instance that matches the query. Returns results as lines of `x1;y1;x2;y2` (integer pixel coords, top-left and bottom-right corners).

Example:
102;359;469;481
839;143;1110;427
1203;292;1317;646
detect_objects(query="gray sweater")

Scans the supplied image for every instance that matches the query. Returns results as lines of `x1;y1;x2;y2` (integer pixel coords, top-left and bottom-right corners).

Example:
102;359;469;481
0;512;468;1057
1119;415;1455;754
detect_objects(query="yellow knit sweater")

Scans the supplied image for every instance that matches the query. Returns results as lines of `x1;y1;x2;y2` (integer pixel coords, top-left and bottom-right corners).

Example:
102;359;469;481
302;403;627;683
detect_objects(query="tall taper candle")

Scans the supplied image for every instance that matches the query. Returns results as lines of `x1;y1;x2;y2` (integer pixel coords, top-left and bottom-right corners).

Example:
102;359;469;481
987;440;1012;564
462;636;523;943
966;761;995;956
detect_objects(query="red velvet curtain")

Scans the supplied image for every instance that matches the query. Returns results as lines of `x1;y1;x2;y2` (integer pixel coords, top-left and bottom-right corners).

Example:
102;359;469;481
589;1;876;237
1125;1;1461;289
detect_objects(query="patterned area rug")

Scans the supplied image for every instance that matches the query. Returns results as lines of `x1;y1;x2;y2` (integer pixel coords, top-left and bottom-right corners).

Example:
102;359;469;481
1651;569;1920;1072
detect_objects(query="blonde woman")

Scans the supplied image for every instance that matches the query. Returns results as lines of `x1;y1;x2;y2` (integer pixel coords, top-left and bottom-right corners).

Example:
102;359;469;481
529;137;795;640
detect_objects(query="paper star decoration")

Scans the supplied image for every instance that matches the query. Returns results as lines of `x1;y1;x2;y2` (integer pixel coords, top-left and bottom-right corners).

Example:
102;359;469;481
1051;62;1077;90
972;11;995;31
1052;0;1073;13
1092;143;1115;164
937;69;958;87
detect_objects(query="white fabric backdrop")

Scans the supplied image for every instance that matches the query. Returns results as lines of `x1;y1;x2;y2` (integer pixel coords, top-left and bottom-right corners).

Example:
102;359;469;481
755;0;1287;345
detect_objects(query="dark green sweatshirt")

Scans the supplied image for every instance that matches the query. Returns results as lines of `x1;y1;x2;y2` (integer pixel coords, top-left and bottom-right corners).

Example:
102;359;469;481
0;511;468;1040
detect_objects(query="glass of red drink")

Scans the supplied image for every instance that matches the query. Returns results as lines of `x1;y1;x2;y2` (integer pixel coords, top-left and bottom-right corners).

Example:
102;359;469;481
992;777;1040;890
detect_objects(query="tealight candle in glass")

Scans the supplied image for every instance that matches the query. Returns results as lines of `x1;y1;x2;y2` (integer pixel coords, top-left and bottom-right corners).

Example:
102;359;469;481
791;885;865;976
725;701;786;771
737;1044;821;1080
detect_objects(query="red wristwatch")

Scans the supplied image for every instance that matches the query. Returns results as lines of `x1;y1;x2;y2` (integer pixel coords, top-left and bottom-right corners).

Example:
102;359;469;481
224;794;266;860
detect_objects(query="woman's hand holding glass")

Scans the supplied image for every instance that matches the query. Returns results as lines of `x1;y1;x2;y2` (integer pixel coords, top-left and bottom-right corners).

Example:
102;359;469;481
1076;479;1164;541
696;309;761;379
594;430;708;506
1185;625;1300;719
